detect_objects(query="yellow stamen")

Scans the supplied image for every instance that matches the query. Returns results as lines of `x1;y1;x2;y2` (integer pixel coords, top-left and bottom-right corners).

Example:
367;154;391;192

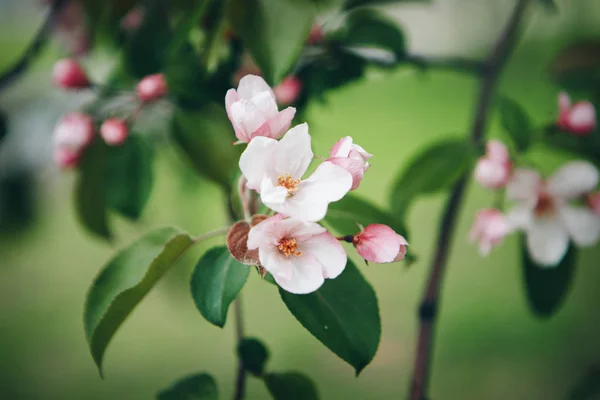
278;237;302;257
277;174;301;194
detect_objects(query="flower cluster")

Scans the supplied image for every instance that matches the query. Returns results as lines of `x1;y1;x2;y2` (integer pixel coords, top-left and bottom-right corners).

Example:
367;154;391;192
471;95;600;266
51;60;168;168
226;75;408;293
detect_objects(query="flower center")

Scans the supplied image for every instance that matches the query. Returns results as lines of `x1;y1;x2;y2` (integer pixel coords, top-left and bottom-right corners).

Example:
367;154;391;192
277;174;300;194
535;191;555;216
278;237;302;257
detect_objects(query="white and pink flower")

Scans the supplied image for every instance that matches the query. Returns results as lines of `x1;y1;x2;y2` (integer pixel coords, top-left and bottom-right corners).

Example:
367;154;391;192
239;123;352;221
53;147;81;169
557;92;596;136
474;140;512;189
225;74;296;144
100;118;128;146
506;161;600;266
469;208;512;256
353;224;408;263
52;112;95;152
588;192;600;215
136;73;168;103
247;214;347;294
52;58;89;89
327;136;372;190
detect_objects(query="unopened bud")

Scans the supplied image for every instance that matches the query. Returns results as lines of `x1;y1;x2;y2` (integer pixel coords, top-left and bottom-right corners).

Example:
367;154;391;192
136;73;168;103
53;147;80;169
100;118;129;145
52;112;95;151
52;58;90;89
353;224;408;263
274;76;302;105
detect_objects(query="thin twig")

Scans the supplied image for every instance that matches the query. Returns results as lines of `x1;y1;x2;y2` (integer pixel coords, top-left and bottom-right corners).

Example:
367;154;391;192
232;296;246;400
407;1;531;400
192;226;230;243
0;0;69;92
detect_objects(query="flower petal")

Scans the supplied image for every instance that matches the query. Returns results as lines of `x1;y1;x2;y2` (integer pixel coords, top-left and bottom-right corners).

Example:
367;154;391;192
567;102;596;133
230;100;269;138
270;123;313;180
247;214;284;250
547;161;599;199
486;140;510;163
260;177;289;209
356;224;402;263
558;205;600;246
329;136;353;158
506;203;534;230
239;136;278;191
237;74;275;101
273;254;325;294
250;90;278;120
328;157;365;190
474;158;510;189
300;232;347;279
259;244;293;280
268;107;296;140
526;217;570;267
506;168;541;203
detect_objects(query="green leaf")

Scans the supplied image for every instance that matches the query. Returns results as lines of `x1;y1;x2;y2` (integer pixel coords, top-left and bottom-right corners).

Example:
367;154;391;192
190;246;249;328
157;373;218;400
566;366;600;400
389;138;475;215
227;0;315;84
497;96;533;151
105;136;154;220
537;0;557;11
264;372;320;400
542;126;600;167
325;193;408;239
279;260;380;374
172;104;243;188
75;138;111;239
521;236;577;318
238;338;269;376
84;227;194;375
550;41;600;92
344;0;430;9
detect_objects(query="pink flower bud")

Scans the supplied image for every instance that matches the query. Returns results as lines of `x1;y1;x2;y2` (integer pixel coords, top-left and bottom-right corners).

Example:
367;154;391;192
353;224;408;263
469;208;511;256
52;58;90;89
52;112;95;152
327;136;372;190
557;92;596;136
136;73;168;103
474;140;511;189
53;147;81;169
100;118;129;145
307;24;324;45
274;76;302;105
588;192;600;215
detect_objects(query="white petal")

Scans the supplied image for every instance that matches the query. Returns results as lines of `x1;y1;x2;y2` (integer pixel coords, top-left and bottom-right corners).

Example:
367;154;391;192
259;245;293;280
260;177;291;211
506;168;541;203
268;107;296;139
526;217;570;267
300;232;347;279
330;136;353;158
237;74;275;101
251;90;278;119
247;214;284;250
273;254;325;294
230;100;268;137
239;137;278;191
506;203;534;230
567;102;596;131
486;140;510;163
271;123;313;180
547;161;599;199
559;205;600;246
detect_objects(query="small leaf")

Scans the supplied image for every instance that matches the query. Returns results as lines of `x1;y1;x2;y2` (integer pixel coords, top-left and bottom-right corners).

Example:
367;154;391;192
497;96;533;151
84;227;194;374
106;135;154;220
227;215;269;266
521;236;577;318
238;338;269;376
171;104;243;188
264;372;320;400
75;138;111;239
279;260;380;374
157;373;218;400
389;138;475;215
227;0;316;84
190;246;250;328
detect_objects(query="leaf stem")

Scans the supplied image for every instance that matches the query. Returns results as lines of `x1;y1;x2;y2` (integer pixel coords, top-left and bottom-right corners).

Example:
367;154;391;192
192;227;230;243
407;1;531;400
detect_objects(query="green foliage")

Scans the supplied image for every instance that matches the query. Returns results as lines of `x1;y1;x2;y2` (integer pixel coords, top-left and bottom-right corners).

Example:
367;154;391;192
190;246;249;328
521;237;577;318
497;96;533;152
0;109;6;144
76;138;111;239
227;0;316;84
542;126;600;167
84;227;194;374
279;260;380;374
171;104;243;188
389;138;475;215
566;366;600;400
157;373;218;400
264;372;320;400
106;136;154;220
238;338;269;376
551;41;600;92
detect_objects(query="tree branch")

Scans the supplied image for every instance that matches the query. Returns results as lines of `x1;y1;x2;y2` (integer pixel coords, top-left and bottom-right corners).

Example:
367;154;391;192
407;1;531;400
0;0;69;92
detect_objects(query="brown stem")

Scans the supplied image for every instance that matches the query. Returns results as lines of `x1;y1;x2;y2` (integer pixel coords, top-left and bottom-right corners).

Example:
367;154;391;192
232;296;246;400
407;1;531;400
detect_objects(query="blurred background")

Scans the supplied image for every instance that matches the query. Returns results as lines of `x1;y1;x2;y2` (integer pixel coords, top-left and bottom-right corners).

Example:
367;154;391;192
1;0;600;399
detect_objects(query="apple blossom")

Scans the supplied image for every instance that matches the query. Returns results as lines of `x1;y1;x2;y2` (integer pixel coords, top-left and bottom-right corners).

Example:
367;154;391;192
52;112;95;152
557;92;596;135
136;73;168;103
247;214;347;294
239;123;352;221
353;224;408;263
225;74;296;143
474;140;512;189
100;118;128;146
588;192;600;215
274;76;302;105
506;161;600;266
52;58;89;89
327;136;372;190
469;209;512;256
53;147;80;169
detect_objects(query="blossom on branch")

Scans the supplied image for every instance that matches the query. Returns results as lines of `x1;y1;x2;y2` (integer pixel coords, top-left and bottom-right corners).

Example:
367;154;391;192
469;208;511;256
52;59;89;89
327;136;372;190
52;112;95;169
136;74;168;103
353;224;408;263
100;118;128;146
273;76;302;106
557;92;596;136
474;140;512;189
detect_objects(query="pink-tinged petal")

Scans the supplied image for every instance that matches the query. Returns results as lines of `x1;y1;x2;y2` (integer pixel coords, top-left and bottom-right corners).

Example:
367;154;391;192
273;253;325;294
247;214;285;250
588;192;600;215
237;74;275;101
258;244;294;281
351;143;373;160
52;58;89;89
53;147;80;169
250;90;278;120
558;205;600;246
474;158;510;189
225;89;248;142
260;177;290;210
300;232;347;279
547;161;599;199
329;136;353;158
567;102;596;135
99;118;128;145
394;240;408;261
486;140;510;163
267;107;296;139
470;209;512;256
506;203;534;230
328;157;365;190
558;92;571;113
230;101;269;140
136;73;167;102
271;123;313;180
239;136;278;191
506;168;542;203
525;217;570;267
52;112;95;151
355;224;403;263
